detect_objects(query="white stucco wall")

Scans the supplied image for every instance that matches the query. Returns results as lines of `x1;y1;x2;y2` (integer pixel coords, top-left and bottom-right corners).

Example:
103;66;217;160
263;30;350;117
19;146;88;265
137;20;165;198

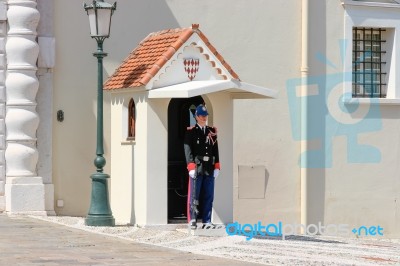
319;0;400;237
37;0;55;214
110;91;144;224
53;1;112;216
0;0;6;211
231;0;302;225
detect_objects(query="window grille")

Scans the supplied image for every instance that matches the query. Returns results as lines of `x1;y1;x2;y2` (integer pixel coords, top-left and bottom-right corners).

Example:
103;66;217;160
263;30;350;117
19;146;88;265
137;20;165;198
352;27;387;98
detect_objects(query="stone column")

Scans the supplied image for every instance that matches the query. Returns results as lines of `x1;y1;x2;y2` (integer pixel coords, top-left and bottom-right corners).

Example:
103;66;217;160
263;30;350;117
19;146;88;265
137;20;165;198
5;0;54;215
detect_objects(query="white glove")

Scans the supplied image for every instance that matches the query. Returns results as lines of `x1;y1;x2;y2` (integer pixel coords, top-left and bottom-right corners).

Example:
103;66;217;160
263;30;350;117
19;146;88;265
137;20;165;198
214;169;220;178
189;170;196;179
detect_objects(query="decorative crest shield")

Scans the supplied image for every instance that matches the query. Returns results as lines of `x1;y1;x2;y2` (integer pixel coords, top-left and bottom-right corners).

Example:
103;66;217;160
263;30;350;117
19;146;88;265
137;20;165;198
183;58;199;81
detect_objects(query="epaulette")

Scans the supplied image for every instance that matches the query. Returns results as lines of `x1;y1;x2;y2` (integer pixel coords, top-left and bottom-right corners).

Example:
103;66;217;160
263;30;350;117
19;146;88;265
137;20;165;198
186;126;194;130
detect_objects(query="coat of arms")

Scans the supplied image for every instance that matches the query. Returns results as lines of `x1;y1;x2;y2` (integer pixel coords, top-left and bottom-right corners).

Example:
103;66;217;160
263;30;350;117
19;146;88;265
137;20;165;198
183;58;199;81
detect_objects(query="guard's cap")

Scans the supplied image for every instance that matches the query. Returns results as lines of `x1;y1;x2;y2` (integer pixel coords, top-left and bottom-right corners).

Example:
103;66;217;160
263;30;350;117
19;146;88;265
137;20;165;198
195;104;209;116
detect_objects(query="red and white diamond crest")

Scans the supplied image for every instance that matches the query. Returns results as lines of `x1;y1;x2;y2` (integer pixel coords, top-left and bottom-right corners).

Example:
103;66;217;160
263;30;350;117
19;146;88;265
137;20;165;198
183;58;199;81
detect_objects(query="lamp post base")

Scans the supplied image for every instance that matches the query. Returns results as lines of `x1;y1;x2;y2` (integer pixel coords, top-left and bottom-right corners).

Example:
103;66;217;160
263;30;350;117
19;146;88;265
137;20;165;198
85;172;115;226
85;214;115;226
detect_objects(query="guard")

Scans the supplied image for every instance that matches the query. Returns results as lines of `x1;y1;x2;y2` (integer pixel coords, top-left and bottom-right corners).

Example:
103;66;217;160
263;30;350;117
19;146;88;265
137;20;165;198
184;104;220;230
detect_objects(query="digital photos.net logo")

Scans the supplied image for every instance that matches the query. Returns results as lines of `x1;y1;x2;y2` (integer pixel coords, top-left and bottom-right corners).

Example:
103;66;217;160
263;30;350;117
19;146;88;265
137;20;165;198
225;221;384;241
286;40;382;168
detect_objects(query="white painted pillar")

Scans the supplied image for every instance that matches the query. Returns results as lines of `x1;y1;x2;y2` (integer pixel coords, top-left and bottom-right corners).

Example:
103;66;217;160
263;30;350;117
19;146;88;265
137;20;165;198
300;0;310;230
0;1;6;211
36;0;55;214
207;93;233;224
5;0;54;215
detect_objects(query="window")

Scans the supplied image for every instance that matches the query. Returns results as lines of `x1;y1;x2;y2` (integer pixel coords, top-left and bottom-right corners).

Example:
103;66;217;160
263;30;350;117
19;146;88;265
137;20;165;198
343;1;400;102
352;27;387;98
128;98;135;139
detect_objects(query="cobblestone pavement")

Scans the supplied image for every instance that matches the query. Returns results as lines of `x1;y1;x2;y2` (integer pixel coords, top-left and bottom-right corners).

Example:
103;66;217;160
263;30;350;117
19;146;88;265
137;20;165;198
0;214;257;266
2;213;400;265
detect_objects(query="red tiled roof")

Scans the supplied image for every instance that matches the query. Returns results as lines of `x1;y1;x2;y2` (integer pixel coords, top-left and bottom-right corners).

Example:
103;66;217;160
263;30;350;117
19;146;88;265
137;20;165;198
104;24;239;90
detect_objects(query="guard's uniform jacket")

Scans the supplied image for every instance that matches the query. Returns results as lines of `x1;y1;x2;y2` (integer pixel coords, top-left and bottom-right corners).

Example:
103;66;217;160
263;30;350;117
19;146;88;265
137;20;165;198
184;124;220;175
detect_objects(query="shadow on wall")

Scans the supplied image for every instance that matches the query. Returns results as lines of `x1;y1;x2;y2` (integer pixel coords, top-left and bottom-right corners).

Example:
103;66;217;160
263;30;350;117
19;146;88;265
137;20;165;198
105;0;182;77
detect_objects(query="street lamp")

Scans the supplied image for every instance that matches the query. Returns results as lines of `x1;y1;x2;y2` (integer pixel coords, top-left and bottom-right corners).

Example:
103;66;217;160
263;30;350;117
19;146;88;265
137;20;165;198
83;0;117;226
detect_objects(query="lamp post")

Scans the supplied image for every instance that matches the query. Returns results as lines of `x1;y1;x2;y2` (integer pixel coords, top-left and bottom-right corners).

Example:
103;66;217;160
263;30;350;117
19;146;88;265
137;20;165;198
83;0;117;226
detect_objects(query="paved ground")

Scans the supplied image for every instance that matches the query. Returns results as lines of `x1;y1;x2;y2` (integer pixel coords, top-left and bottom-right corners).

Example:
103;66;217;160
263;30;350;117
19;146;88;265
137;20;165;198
1;213;400;265
0;214;256;265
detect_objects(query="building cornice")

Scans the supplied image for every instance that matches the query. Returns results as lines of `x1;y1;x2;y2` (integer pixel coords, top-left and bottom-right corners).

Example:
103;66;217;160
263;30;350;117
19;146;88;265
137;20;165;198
342;0;400;9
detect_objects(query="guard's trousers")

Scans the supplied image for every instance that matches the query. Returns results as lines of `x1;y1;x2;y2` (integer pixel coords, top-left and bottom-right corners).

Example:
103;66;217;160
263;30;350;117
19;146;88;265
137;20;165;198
187;174;215;223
